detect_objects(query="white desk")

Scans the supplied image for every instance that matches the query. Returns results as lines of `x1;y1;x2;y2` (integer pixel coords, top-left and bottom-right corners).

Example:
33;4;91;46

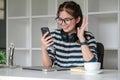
0;68;120;80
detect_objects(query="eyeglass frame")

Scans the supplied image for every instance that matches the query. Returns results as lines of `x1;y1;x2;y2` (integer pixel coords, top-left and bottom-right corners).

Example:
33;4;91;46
56;17;74;25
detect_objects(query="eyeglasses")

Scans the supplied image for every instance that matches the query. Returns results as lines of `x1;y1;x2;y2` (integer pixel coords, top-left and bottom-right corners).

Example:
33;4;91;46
56;17;74;25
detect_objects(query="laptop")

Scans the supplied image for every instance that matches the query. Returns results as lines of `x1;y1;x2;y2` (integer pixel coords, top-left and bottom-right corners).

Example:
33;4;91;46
22;66;70;72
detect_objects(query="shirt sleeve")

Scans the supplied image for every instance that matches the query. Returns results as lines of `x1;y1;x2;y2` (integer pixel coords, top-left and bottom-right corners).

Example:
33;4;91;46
85;31;98;62
46;46;56;66
47;31;56;64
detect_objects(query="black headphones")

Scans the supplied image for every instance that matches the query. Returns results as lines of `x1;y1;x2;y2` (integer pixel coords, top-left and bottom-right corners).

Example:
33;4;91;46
61;30;78;42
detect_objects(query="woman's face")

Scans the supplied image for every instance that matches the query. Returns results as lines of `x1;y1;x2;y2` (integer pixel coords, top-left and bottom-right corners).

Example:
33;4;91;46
58;11;80;35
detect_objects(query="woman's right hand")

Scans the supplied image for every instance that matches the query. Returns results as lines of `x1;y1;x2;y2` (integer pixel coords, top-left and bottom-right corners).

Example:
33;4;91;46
41;32;54;50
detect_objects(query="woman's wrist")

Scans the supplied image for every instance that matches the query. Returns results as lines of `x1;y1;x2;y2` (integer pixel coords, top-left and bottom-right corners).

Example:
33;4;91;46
79;37;86;42
41;46;47;52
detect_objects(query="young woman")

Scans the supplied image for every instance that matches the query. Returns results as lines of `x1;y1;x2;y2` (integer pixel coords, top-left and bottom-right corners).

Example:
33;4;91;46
41;1;97;68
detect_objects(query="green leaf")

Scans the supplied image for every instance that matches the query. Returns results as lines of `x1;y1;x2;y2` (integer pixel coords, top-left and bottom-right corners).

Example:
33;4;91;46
0;50;6;64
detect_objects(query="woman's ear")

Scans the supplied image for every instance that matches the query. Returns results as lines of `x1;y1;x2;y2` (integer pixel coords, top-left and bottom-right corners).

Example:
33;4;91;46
76;17;80;24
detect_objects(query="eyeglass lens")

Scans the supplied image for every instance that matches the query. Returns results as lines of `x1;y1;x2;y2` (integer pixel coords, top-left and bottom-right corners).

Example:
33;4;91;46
57;18;74;25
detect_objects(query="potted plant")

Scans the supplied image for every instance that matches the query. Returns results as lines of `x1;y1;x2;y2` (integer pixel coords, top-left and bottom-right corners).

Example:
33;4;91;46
0;50;6;64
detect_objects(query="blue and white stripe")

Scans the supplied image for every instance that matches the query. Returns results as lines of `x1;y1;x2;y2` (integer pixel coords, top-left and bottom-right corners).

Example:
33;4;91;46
47;29;97;68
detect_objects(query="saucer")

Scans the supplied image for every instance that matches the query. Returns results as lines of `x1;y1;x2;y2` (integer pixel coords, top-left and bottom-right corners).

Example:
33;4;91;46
84;70;103;74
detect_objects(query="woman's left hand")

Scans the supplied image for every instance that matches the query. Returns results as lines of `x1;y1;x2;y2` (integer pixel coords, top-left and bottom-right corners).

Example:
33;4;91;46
77;17;88;42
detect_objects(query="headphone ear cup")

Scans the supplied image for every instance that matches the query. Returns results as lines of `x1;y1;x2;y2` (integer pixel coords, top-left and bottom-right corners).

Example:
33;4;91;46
63;33;69;42
61;30;69;42
69;33;78;42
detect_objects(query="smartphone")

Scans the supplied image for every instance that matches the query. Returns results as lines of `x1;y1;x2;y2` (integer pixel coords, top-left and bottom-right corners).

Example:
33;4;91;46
41;27;50;36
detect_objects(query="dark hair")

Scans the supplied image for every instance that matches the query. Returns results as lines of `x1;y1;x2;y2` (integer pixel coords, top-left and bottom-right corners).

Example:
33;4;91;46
57;1;83;28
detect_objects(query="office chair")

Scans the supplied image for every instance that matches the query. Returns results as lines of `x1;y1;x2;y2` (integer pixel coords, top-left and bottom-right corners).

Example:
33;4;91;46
96;42;104;69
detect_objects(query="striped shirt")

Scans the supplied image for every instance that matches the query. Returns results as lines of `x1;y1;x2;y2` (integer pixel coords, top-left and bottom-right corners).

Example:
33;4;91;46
47;29;97;68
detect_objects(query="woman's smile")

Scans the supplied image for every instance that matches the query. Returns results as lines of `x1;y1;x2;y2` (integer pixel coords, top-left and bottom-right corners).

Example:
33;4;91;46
62;25;70;31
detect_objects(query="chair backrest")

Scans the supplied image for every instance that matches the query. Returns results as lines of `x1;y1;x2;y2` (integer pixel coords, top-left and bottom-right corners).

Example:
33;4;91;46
96;42;104;69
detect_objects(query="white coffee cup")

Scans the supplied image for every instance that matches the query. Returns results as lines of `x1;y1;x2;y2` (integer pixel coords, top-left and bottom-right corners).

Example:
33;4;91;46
84;62;101;71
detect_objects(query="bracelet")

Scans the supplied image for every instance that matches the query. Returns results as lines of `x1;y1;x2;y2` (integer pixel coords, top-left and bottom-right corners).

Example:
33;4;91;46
80;41;87;46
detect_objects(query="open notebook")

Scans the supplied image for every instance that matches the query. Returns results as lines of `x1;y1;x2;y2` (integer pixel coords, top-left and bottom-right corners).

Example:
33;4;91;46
22;66;70;72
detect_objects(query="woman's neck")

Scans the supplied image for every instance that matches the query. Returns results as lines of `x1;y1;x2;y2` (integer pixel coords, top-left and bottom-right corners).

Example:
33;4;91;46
68;29;77;35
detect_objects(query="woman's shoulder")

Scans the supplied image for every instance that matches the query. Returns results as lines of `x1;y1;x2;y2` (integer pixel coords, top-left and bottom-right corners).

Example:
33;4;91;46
85;31;94;36
84;31;95;40
51;29;61;34
51;29;62;36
